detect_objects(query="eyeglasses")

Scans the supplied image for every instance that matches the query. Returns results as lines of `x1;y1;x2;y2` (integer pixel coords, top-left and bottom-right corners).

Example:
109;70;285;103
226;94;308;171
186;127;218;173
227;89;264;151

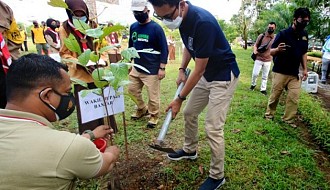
153;6;177;22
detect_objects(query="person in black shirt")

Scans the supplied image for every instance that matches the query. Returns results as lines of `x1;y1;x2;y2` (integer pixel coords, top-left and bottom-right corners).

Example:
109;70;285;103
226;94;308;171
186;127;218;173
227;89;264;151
128;0;168;128
149;0;240;189
265;8;310;126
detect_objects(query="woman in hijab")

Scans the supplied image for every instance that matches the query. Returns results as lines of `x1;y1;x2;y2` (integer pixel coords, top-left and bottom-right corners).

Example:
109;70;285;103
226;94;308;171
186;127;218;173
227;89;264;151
45;18;61;62
59;0;117;135
59;0;96;83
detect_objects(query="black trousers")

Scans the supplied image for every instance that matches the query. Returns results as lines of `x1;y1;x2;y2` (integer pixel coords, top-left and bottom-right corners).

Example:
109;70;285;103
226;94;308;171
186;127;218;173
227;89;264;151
20;41;28;51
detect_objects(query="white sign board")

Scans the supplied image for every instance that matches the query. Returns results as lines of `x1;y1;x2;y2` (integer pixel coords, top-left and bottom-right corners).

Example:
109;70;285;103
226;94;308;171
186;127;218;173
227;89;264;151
78;87;125;124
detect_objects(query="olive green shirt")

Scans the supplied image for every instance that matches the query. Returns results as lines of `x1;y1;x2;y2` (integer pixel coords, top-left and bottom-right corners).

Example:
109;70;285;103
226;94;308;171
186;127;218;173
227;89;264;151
0;109;102;189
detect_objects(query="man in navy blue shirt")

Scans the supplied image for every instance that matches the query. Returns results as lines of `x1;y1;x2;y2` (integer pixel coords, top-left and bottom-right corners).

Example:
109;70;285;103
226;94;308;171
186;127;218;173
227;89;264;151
128;0;168;128
149;0;240;189
265;8;310;126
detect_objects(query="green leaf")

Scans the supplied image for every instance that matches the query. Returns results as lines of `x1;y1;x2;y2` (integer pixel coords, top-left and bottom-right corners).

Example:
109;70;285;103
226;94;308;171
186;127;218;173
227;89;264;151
78;49;91;66
118;80;131;87
102;68;115;82
109;63;130;90
94;80;108;89
47;0;68;9
123;92;138;105
89;52;99;63
73;18;90;34
70;78;88;88
99;45;116;55
91;88;102;96
86;28;104;38
80;89;94;98
64;33;82;55
121;47;140;62
100;25;126;40
92;68;105;81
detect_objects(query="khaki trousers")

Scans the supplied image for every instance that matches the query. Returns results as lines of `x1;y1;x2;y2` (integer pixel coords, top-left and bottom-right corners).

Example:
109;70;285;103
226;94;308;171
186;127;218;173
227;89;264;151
128;68;160;116
265;72;301;122
183;73;239;179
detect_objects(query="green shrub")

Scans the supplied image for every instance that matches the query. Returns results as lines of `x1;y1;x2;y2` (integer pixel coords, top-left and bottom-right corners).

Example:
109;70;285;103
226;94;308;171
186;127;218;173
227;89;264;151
307;51;322;58
299;92;330;152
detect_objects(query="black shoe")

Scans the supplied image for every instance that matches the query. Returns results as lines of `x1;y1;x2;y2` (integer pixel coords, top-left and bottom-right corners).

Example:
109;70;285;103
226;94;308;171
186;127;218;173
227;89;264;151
167;149;197;161
260;90;267;95
250;85;256;91
199;177;226;190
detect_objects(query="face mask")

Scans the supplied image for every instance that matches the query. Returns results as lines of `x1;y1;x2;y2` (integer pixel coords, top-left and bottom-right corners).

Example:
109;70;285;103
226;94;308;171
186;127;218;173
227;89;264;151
267;28;274;34
39;89;76;121
295;20;308;31
134;11;149;24
73;16;88;23
162;4;183;30
50;24;57;30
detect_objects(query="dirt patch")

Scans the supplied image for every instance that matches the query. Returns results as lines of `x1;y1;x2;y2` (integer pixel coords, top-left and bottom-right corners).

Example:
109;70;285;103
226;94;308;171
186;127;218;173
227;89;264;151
102;147;179;190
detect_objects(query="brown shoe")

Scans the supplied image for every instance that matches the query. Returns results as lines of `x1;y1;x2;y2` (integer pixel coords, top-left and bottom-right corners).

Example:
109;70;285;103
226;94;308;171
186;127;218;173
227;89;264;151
131;106;148;119
147;115;159;128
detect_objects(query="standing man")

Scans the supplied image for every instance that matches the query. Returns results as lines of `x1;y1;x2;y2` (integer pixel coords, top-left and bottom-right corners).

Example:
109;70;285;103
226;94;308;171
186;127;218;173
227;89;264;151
320;35;330;84
264;8;310;125
250;22;276;95
128;0;168;128
0;54;120;189
31;20;49;55
149;1;240;189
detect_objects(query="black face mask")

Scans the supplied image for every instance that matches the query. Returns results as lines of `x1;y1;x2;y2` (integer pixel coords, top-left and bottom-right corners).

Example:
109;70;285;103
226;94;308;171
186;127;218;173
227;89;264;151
50;24;57;30
134;11;149;23
267;28;274;34
39;89;76;121
295;20;308;31
33;24;38;27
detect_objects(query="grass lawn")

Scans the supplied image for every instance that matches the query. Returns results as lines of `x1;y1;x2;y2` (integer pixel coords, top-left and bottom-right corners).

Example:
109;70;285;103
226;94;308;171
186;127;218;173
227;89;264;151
34;45;330;189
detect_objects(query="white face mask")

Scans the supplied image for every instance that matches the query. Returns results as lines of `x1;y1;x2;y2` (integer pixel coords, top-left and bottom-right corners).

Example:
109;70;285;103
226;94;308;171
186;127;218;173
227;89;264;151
162;4;183;30
73;16;88;23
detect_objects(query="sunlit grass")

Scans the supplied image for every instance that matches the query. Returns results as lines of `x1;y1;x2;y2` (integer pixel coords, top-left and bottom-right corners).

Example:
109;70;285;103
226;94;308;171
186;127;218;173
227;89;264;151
49;46;329;189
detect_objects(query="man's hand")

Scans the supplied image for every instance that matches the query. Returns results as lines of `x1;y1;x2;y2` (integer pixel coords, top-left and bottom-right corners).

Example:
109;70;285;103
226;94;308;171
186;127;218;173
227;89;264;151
93;125;113;140
166;98;183;119
277;43;289;52
105;145;120;159
158;69;165;80
302;69;308;81
176;69;187;86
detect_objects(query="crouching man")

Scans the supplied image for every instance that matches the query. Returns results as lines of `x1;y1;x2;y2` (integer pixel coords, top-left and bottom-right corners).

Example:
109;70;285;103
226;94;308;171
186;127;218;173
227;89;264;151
0;53;120;189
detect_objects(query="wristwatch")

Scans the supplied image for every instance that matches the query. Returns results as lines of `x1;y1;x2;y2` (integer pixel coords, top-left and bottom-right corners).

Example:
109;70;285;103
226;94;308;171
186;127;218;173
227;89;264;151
83;130;96;141
178;94;186;101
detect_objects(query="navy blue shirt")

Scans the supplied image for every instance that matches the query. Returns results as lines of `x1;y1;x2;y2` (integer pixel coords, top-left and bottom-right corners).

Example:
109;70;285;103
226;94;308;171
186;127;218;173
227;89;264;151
271;26;308;76
129;20;168;75
179;2;240;82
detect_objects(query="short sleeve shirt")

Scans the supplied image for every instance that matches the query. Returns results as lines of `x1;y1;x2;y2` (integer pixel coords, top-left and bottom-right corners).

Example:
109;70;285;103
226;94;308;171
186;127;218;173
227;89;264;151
129;20;168;75
179;2;240;82
271;26;308;76
0;109;102;190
